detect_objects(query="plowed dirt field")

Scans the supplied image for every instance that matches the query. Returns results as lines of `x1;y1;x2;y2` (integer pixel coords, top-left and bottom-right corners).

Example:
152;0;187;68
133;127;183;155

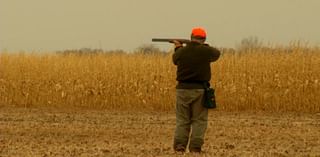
0;107;319;157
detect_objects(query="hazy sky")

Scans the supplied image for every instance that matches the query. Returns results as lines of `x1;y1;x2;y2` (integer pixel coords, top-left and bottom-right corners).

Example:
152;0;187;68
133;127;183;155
1;0;319;52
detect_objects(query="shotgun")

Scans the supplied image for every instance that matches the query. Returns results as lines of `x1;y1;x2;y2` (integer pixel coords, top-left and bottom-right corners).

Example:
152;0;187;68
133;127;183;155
152;38;190;44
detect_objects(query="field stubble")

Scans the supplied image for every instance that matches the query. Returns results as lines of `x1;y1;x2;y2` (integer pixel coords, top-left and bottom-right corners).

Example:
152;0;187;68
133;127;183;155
0;107;319;156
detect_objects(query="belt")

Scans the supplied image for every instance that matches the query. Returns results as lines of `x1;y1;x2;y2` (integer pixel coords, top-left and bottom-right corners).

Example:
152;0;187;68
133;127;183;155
179;80;207;84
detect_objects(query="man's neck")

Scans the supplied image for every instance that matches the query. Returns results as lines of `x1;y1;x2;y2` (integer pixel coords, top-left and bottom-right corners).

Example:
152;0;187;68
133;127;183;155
191;39;205;44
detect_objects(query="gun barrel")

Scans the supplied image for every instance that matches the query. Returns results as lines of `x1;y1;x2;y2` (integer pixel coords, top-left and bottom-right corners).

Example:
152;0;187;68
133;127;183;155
152;38;190;43
152;38;172;42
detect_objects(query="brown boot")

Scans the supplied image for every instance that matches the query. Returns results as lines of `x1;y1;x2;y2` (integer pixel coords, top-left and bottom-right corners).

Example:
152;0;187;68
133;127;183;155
189;147;201;153
174;145;186;153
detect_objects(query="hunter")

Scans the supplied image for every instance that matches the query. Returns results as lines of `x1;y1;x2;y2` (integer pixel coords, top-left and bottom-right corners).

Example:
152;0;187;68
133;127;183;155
172;27;220;153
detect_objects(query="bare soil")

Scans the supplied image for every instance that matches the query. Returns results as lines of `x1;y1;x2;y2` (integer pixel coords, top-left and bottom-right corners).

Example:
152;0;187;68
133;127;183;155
0;107;319;157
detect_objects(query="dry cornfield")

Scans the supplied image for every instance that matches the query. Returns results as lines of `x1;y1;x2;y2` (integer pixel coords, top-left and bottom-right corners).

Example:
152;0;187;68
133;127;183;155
1;47;320;157
0;46;320;112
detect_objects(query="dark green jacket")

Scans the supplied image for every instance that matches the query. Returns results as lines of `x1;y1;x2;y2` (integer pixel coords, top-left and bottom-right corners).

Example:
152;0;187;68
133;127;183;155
172;41;220;89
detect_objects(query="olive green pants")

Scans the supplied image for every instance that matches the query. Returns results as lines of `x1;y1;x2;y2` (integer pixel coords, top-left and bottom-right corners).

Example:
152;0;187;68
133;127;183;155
173;89;208;150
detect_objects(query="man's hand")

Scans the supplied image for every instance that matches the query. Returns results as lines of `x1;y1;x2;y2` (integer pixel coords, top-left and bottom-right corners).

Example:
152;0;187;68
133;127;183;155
172;40;183;48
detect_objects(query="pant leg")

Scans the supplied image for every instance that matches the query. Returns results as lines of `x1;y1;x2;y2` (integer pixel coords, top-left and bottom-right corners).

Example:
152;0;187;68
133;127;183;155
173;89;192;149
190;89;208;150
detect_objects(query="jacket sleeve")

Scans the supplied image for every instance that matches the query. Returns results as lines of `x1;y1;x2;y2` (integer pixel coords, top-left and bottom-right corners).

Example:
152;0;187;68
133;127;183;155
209;47;221;62
172;46;182;65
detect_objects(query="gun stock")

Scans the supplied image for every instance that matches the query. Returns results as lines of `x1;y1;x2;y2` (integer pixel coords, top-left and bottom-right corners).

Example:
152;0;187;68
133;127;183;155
152;38;190;44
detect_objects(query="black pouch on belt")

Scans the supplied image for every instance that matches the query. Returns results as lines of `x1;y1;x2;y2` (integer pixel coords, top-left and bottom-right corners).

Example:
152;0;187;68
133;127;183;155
203;82;216;109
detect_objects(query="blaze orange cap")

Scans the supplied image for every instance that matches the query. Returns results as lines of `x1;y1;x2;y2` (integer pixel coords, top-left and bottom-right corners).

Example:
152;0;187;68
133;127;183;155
191;27;206;38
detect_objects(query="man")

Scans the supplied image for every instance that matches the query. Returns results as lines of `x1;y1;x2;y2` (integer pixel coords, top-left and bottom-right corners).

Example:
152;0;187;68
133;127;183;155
172;27;220;153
